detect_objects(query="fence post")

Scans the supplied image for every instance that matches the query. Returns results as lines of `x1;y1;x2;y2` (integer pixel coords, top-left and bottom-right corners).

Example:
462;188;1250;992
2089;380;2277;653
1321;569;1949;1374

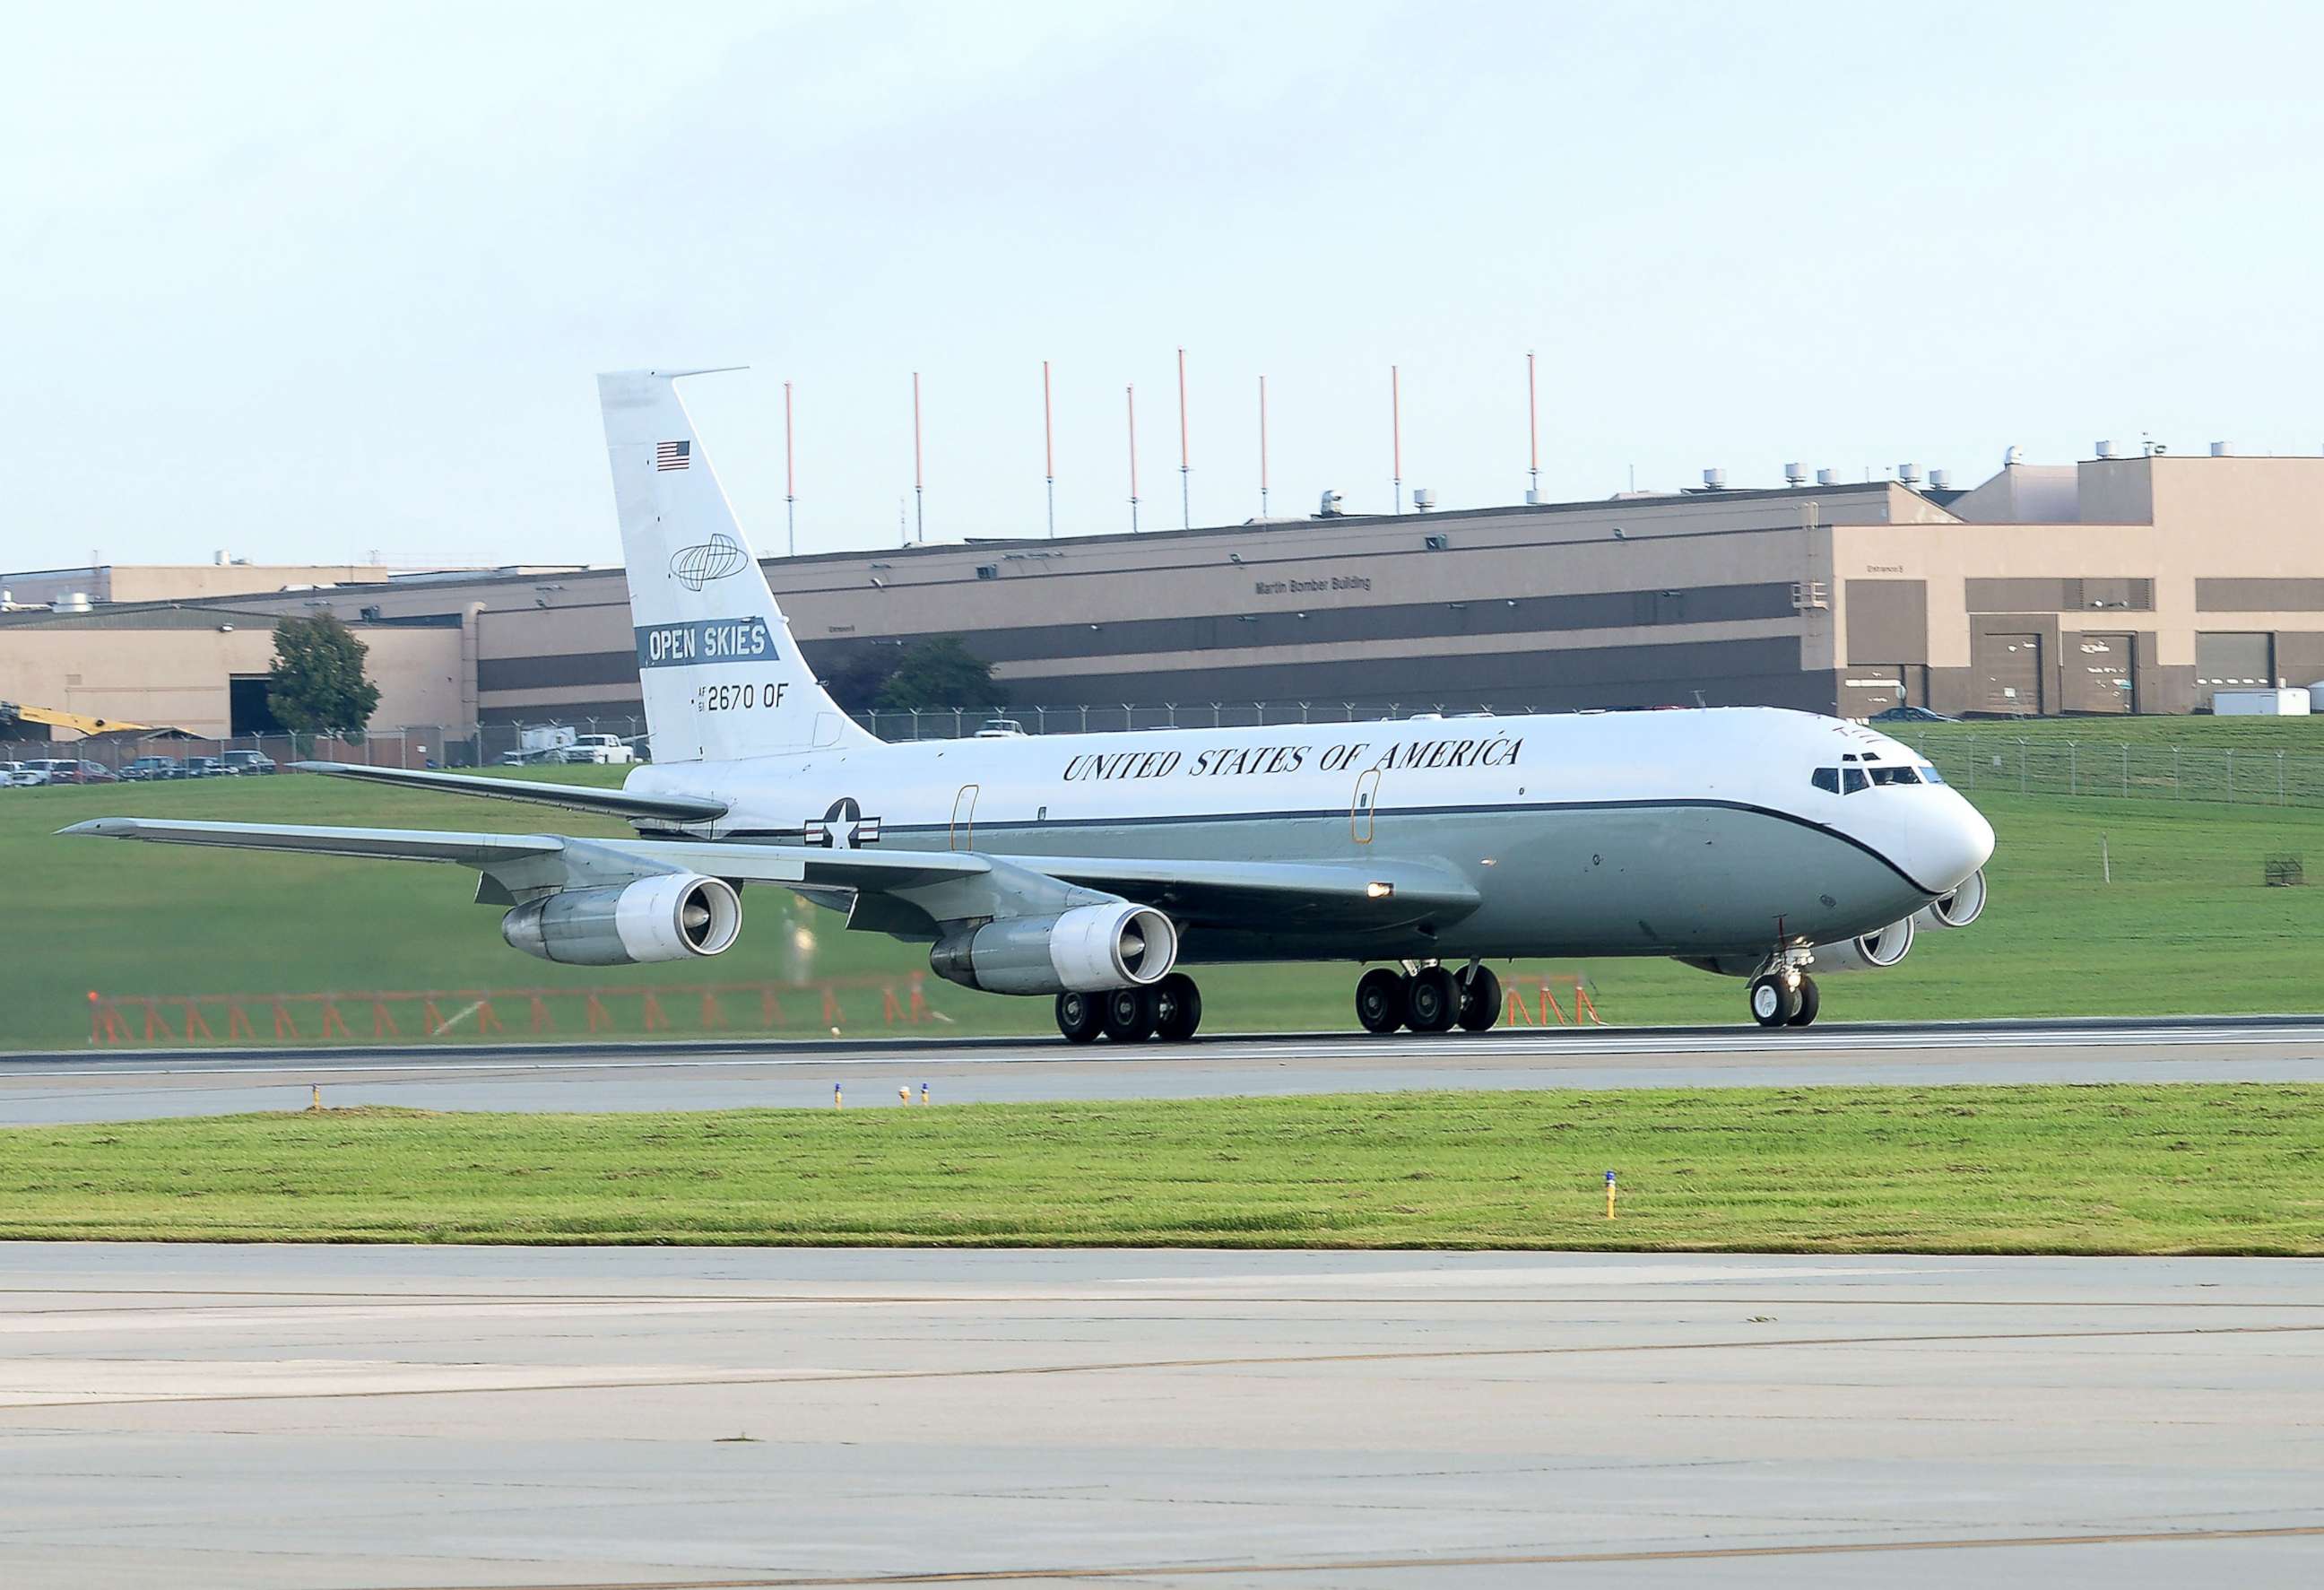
2281;750;2287;805
2121;743;2128;796
2172;744;2180;798
2068;742;2076;795
2018;740;2027;794
2227;749;2235;804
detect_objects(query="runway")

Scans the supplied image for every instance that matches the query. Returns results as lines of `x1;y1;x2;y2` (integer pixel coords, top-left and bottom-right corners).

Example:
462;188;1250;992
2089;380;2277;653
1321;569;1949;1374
2;1244;2319;1588
6;1016;2324;1124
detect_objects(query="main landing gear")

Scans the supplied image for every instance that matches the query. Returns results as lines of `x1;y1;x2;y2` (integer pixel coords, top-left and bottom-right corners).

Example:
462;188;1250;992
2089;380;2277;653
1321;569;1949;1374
1356;961;1502;1035
1056;972;1204;1044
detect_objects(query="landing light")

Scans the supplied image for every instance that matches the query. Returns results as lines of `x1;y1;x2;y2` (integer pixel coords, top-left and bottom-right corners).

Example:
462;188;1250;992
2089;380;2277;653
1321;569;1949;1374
1366;881;1394;899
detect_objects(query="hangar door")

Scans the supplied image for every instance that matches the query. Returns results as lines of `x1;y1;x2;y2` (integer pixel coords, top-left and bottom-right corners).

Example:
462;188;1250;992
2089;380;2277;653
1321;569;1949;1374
1973;633;2042;716
2066;633;2135;714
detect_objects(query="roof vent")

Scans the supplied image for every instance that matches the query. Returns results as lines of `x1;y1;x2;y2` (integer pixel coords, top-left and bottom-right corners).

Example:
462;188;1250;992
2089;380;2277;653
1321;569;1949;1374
1412;487;1436;511
1816;468;1840;486
2096;439;2120;459
2004;445;2025;466
1783;462;1808;486
1701;467;1726;490
1898;462;1923;486
1318;490;1346;517
1929;468;1950;490
2210;440;2235;457
1523;489;1547;506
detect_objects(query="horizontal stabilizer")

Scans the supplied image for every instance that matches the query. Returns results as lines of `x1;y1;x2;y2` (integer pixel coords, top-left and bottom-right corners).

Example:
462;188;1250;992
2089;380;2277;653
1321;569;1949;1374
292;761;727;822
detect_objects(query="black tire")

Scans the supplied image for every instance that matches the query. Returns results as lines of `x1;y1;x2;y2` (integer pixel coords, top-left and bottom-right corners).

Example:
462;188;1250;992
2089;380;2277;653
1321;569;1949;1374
1099;986;1157;1043
1747;974;1799;1028
1406;966;1459;1033
1785;975;1820;1027
1151;973;1203;1042
1356;968;1407;1034
1055;990;1105;1044
1455;965;1503;1031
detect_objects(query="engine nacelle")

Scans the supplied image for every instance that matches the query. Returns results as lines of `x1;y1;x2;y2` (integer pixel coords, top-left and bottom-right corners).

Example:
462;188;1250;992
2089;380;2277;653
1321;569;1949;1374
1812;915;1914;973
501;873;741;966
929;902;1177;995
1912;867;1987;931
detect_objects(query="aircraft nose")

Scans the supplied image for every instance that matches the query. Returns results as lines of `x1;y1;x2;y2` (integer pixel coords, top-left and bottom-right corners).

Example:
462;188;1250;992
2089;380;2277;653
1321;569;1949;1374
1919;790;1995;893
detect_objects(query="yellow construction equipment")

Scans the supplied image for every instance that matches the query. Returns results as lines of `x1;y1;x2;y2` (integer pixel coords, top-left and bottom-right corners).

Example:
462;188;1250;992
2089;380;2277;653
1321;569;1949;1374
0;701;150;738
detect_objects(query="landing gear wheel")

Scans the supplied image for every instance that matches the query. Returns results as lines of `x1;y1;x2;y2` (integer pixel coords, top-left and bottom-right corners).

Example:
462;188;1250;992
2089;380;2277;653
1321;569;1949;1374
1406;966;1459;1033
1356;968;1407;1034
1055;990;1104;1044
1784;975;1820;1027
1099;986;1157;1044
1456;965;1503;1031
1747;974;1801;1028
1151;973;1203;1042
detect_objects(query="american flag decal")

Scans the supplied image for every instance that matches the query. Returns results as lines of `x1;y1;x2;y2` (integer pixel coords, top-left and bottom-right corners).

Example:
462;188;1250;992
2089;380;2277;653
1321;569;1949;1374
655;439;691;471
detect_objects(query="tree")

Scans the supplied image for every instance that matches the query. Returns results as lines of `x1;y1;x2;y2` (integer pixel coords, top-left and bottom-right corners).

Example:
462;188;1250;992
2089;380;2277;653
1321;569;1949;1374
266;615;382;736
873;637;1006;712
818;647;904;717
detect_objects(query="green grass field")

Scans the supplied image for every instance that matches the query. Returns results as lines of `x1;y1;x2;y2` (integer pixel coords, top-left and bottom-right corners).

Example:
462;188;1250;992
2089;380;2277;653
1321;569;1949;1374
10;742;2324;1050
6;1085;2318;1253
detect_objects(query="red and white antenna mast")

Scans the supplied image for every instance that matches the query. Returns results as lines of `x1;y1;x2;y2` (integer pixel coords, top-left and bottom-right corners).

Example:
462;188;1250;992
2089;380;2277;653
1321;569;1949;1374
1125;385;1140;533
1390;364;1403;515
1526;351;1541;504
1257;373;1269;518
784;379;796;556
1042;360;1056;538
1177;347;1192;530
910;371;925;543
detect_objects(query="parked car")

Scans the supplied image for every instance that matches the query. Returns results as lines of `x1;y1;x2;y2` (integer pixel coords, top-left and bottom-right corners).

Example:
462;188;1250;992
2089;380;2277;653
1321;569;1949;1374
559;734;637;765
121;755;186;781
21;758;115;785
1869;705;1959;724
0;760;34;787
184;755;230;778
221;750;278;774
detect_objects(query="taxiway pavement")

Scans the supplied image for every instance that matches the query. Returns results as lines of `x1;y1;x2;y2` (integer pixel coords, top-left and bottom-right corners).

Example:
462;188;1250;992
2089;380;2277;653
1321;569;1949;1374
2;1244;2319;1588
7;1017;2324;1124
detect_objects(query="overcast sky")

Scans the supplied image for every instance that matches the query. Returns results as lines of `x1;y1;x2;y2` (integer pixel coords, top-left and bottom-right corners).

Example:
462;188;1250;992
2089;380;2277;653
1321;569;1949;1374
4;1;2320;570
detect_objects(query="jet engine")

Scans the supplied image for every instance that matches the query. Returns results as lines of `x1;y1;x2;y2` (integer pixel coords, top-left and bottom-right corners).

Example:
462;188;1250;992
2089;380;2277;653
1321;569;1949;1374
501;873;742;966
929;901;1177;995
1912;867;1987;931
1811;916;1914;973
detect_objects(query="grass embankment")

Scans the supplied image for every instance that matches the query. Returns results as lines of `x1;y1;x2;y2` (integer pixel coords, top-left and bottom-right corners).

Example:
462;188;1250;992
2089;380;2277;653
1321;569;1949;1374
13;725;2324;1050
6;1086;2320;1253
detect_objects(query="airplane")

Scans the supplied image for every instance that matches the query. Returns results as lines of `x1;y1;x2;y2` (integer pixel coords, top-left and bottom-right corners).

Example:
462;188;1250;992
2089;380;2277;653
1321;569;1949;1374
64;369;1995;1038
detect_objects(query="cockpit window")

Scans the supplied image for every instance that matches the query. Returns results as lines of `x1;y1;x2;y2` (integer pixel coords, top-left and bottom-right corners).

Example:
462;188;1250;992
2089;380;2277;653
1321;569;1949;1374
1921;765;1947;785
1811;768;1840;794
1869;765;1921;786
1842;767;1869;794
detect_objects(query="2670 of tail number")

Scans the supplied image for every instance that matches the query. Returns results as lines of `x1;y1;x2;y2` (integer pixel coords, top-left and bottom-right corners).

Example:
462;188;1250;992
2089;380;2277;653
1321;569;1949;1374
694;682;788;713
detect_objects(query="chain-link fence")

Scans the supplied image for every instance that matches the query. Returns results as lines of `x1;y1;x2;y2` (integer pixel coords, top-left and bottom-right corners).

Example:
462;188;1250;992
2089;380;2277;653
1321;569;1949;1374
1889;729;2324;809
15;708;2323;812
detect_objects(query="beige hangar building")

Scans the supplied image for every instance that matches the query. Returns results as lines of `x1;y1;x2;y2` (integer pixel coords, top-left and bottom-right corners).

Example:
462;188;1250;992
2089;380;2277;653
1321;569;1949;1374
5;447;2323;741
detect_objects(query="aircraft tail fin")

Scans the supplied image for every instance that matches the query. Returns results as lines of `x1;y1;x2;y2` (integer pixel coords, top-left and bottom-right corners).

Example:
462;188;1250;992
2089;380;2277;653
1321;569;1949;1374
598;369;876;763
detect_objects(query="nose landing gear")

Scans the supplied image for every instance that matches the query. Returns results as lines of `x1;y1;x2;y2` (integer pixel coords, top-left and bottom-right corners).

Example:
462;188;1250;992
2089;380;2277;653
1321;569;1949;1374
1747;952;1820;1028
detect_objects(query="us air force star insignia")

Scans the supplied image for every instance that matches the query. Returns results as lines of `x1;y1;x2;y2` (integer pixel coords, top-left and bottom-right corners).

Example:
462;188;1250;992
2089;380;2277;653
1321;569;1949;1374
668;532;750;592
805;797;880;849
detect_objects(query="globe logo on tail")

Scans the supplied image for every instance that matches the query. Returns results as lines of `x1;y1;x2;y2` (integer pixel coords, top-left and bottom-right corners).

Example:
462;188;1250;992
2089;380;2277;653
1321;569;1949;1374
669;532;750;591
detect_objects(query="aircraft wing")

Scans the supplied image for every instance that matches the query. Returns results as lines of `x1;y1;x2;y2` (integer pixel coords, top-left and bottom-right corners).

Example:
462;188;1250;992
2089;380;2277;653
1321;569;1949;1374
60;820;1473;933
291;761;728;823
57;818;986;890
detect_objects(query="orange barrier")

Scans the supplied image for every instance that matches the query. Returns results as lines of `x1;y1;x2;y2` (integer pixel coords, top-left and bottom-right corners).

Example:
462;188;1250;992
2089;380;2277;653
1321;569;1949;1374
86;974;933;1047
1500;977;1609;1028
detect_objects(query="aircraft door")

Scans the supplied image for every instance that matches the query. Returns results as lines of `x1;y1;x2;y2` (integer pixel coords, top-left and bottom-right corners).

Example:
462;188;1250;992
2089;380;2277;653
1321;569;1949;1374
950;784;979;850
1350;768;1382;844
